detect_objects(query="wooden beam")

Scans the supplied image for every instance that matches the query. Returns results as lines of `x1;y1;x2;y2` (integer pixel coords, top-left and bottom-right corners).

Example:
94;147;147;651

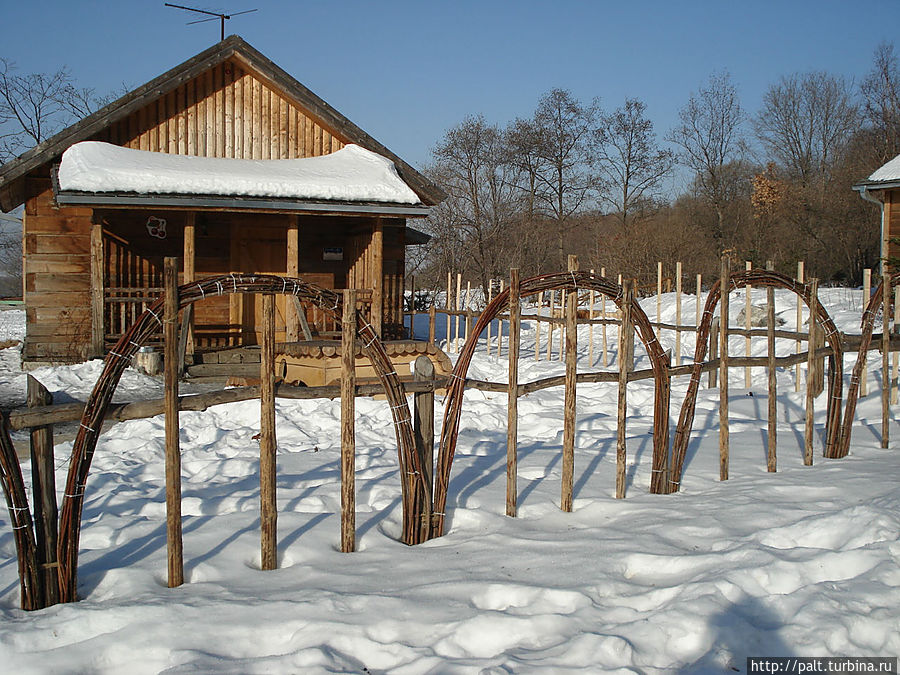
90;219;104;358
164;257;184;588
260;293;277;570
286;215;300;342
340;289;356;553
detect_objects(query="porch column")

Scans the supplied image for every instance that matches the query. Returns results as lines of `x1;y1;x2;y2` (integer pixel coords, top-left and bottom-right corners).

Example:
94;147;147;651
286;215;300;341
183;213;196;356
90;216;104;358
372;218;384;338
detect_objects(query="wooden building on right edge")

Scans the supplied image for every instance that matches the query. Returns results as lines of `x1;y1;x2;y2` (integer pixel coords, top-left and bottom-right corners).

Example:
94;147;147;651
854;154;900;270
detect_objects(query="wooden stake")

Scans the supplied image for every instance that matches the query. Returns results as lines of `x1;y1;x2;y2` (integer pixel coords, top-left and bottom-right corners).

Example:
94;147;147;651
285;215;300;342
893;286;900;406
534;290;541;362
183;213;196;357
372;219;384;338
675;261;682;367
340;289;356;552
745;261;752;389
446;272;452;349
862;268;871;396
561;260;578;512
588;269;595;367
882;272;891;449
428;303;436;345
497;279;505;358
708;317;719;389
616;280;633;499
27;375;57;606
163;257;184;587
464;281;472;346
547;289;555;361
719;256;730;481
260;293;277;569
795;261;804;393
656;261;663;328
413;355;434;525
805;278;819;466
507;269;520;517
601;267;609;367
487;283;494;356
90;219;104;358
454;273;462;354
766;261;777;472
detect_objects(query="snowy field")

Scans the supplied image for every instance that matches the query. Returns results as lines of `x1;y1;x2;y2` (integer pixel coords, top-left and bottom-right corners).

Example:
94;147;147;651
0;287;898;673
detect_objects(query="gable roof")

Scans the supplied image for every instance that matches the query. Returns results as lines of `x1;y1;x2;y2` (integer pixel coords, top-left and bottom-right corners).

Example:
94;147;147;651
853;153;900;193
0;35;444;211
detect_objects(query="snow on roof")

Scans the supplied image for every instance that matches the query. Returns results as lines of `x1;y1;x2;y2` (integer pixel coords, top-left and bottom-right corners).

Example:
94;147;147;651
57;141;422;204
868;153;900;183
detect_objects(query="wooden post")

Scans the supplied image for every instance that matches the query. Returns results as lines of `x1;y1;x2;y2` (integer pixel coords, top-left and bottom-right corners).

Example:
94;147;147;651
601;267;609;367
766;261;777;472
862;268;871;396
487;283;495;356
534;290;541;362
340;289;356;553
719;256;730;481
546;289;555;361
616;280;633;499
372;219;384;338
464;281;472;346
428;303;436;346
285;215;300;342
454;273;462;354
27;375;57;606
445;272;452;349
883;272;891;449
696;273;703;329
413;355;434;521
745;261;752;389
163;257;184;587
90;219;104;358
795;261;805;393
805;278;819;466
675;261;682;367
656;261;663;328
588;270;595;367
260;293;278;569
561;257;578;512
183;213;196;358
496;279;505;358
507;269;520;517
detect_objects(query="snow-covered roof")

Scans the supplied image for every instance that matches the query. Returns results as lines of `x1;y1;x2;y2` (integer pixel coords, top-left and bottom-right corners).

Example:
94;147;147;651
57;141;422;205
867;154;900;183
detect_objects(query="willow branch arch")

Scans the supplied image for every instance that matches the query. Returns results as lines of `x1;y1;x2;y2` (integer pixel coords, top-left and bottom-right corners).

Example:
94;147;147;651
837;271;900;458
53;273;429;603
669;269;844;492
430;271;671;538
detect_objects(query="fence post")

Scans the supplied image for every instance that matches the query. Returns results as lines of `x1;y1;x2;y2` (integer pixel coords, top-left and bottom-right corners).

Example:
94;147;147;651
805;278;819;466
260;293;278;570
862;268;871;396
163;256;184;587
708;316;719;389
27;375;57;606
617;280;634;499
882;272;891;449
340;289;357;553
893;286;900;405
795;261;805;392
745;261;752;389
675;261;682;367
507;269;520;517
766;261;777;472
413;355;434;526
428;303;436;346
561;256;578;512
719;256;730;481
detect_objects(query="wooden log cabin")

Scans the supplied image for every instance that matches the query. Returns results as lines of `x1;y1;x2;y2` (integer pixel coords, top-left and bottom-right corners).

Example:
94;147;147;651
855;154;900;271
0;36;444;364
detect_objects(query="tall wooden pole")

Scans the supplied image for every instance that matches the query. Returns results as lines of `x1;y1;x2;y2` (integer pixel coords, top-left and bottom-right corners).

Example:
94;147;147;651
163;257;184;587
719;256;730;481
506;269;520;517
340;289;357;552
372;219;384;338
675;261;682;367
90;218;105;358
286;215;300;342
183;213;196;357
805;279;819;466
260;293;277;570
616;280;633;499
766;261;777;472
882;272;891;449
745;261;752;389
795;261;804;393
561;256;578;512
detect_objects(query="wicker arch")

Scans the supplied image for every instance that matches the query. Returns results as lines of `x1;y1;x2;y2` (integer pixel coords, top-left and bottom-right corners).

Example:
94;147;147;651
54;274;428;603
669;269;844;491
836;271;900;458
430;271;671;538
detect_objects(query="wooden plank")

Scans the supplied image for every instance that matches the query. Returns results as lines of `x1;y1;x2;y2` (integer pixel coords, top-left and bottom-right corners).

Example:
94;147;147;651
164;257;184;588
260;293;277;570
90;221;104;358
28;375;57;607
25;274;90;293
719;256;730;481
26;234;90;255
340;289;356;553
506;269;520;517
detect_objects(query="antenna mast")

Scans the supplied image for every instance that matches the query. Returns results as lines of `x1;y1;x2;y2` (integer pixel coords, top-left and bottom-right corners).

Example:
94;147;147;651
165;3;258;41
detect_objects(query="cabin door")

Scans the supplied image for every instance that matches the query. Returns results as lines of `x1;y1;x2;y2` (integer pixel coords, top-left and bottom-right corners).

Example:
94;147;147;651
236;225;287;345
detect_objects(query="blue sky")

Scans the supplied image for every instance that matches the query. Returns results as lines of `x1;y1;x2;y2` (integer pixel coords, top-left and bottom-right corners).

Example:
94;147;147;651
2;0;897;184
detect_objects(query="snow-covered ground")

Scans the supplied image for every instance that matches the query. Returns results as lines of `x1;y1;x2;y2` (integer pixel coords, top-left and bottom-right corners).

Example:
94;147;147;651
0;287;898;673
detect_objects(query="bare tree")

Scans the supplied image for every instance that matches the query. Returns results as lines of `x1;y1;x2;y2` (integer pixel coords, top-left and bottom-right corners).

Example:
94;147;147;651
860;42;900;163
530;89;599;266
667;71;745;245
594;97;674;229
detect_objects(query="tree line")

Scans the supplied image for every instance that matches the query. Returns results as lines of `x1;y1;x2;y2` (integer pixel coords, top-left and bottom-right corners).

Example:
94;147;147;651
413;44;900;291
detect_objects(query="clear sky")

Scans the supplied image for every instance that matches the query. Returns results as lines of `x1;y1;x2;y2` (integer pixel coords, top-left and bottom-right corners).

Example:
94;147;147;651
2;0;898;184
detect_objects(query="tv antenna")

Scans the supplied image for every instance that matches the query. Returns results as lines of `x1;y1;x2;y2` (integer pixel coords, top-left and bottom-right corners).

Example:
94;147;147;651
165;4;258;41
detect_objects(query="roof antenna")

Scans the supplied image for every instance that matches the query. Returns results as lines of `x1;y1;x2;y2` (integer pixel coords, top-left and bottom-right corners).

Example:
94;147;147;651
165;3;258;41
